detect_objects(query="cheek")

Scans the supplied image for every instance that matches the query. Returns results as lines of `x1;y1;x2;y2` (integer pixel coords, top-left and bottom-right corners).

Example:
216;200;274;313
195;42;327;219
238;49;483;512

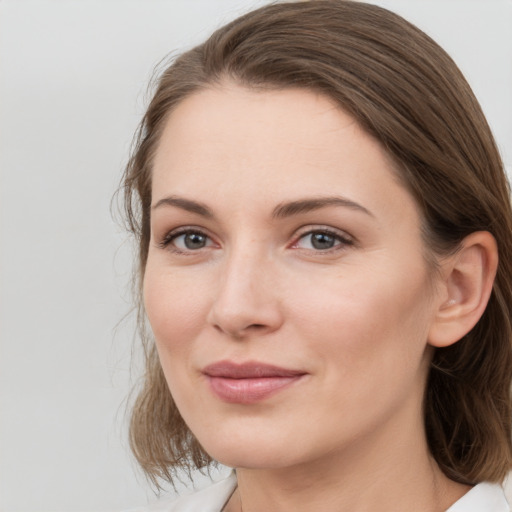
143;263;209;351
143;263;212;410
288;269;433;432
290;263;433;370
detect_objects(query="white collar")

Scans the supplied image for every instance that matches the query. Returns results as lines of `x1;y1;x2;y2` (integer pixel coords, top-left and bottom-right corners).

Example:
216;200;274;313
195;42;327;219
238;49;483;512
446;481;509;511
131;473;510;512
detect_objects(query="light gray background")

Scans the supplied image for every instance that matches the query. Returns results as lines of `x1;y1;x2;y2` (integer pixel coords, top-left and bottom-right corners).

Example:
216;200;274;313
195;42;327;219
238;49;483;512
1;1;511;511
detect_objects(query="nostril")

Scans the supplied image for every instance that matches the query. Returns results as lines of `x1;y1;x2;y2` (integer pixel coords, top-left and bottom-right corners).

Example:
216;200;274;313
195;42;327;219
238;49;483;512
213;322;268;338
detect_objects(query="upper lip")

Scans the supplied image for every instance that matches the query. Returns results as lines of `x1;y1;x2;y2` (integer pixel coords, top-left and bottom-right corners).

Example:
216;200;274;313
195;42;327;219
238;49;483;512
202;361;306;379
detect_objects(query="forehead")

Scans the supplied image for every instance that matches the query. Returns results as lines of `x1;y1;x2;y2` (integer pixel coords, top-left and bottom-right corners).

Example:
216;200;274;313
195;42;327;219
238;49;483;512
151;83;414;219
155;84;357;159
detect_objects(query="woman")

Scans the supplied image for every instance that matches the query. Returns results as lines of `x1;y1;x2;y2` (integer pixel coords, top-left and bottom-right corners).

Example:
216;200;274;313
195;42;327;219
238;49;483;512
122;1;512;510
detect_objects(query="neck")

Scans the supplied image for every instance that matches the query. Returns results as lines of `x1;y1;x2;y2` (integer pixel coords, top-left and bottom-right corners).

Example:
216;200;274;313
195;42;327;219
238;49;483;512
226;408;470;512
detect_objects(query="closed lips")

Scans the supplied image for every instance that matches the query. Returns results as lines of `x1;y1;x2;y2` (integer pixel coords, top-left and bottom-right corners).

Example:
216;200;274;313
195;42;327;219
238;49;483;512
202;361;307;403
202;361;306;378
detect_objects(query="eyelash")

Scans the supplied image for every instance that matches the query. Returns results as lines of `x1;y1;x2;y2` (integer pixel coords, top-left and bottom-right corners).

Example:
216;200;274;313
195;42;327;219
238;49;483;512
291;227;354;252
158;227;214;254
158;226;354;255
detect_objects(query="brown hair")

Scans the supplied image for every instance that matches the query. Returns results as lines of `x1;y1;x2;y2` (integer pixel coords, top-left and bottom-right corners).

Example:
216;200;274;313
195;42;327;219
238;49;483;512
122;0;512;486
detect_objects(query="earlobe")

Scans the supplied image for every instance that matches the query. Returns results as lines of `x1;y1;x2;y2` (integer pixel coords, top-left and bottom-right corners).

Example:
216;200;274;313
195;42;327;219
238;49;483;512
428;231;498;348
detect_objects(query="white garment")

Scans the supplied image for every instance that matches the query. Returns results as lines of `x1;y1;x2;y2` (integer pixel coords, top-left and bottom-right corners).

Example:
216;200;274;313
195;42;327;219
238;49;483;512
446;481;510;512
129;472;510;512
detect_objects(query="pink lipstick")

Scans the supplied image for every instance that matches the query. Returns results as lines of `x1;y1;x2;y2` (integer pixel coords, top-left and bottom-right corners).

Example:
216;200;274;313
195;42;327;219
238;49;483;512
202;361;306;404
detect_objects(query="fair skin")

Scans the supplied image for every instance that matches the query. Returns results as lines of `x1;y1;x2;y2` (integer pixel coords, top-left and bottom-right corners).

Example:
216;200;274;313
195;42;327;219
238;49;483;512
144;83;497;511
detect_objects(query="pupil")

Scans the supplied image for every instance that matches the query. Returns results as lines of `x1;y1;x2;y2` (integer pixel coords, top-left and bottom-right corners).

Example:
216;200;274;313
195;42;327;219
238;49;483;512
311;232;335;250
185;233;206;249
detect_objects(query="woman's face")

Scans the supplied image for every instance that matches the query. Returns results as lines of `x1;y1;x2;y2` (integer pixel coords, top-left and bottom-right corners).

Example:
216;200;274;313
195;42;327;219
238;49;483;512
144;84;443;470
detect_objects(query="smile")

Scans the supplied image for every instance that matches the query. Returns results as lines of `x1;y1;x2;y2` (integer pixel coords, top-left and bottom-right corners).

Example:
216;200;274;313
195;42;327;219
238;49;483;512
202;361;307;404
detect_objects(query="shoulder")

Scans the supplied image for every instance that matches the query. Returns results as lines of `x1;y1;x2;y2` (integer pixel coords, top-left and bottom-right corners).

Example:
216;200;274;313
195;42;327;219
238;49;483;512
446;482;509;512
124;472;237;512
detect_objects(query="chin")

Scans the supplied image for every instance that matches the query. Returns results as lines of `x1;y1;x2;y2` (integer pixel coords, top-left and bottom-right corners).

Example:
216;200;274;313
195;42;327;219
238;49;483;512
211;447;296;470
195;427;303;470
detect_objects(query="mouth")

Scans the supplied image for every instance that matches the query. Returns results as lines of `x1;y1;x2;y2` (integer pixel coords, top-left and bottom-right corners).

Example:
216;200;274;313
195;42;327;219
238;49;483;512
202;361;307;404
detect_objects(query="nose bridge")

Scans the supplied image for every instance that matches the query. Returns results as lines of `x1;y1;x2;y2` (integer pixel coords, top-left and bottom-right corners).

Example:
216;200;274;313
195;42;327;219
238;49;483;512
208;238;282;337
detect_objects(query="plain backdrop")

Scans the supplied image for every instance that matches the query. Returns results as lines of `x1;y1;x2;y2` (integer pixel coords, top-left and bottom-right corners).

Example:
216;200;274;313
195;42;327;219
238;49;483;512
1;1;511;511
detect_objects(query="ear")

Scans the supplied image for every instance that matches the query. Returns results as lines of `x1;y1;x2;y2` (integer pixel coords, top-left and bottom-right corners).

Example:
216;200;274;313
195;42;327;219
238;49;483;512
428;231;498;348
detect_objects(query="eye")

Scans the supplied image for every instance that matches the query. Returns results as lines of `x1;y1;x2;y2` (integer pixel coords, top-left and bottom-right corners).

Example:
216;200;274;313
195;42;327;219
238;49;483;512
294;229;353;251
159;228;215;253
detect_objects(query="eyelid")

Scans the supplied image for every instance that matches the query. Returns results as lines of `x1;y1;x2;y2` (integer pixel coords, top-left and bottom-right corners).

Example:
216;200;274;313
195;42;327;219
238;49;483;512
156;224;355;254
157;226;218;253
290;225;355;250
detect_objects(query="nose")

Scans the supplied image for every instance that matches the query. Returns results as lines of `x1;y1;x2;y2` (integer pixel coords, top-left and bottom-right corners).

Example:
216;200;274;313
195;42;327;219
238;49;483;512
207;248;284;339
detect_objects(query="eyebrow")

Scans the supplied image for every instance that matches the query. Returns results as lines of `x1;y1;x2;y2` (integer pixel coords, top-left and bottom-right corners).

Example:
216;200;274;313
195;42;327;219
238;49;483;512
271;196;373;219
152;196;214;218
152;195;373;219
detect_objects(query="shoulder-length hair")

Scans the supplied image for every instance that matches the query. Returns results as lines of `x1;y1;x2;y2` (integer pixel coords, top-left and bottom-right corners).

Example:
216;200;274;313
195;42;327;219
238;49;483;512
122;0;512;486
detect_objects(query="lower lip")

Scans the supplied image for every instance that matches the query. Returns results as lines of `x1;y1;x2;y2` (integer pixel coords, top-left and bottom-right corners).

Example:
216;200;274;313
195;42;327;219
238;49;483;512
206;375;304;404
